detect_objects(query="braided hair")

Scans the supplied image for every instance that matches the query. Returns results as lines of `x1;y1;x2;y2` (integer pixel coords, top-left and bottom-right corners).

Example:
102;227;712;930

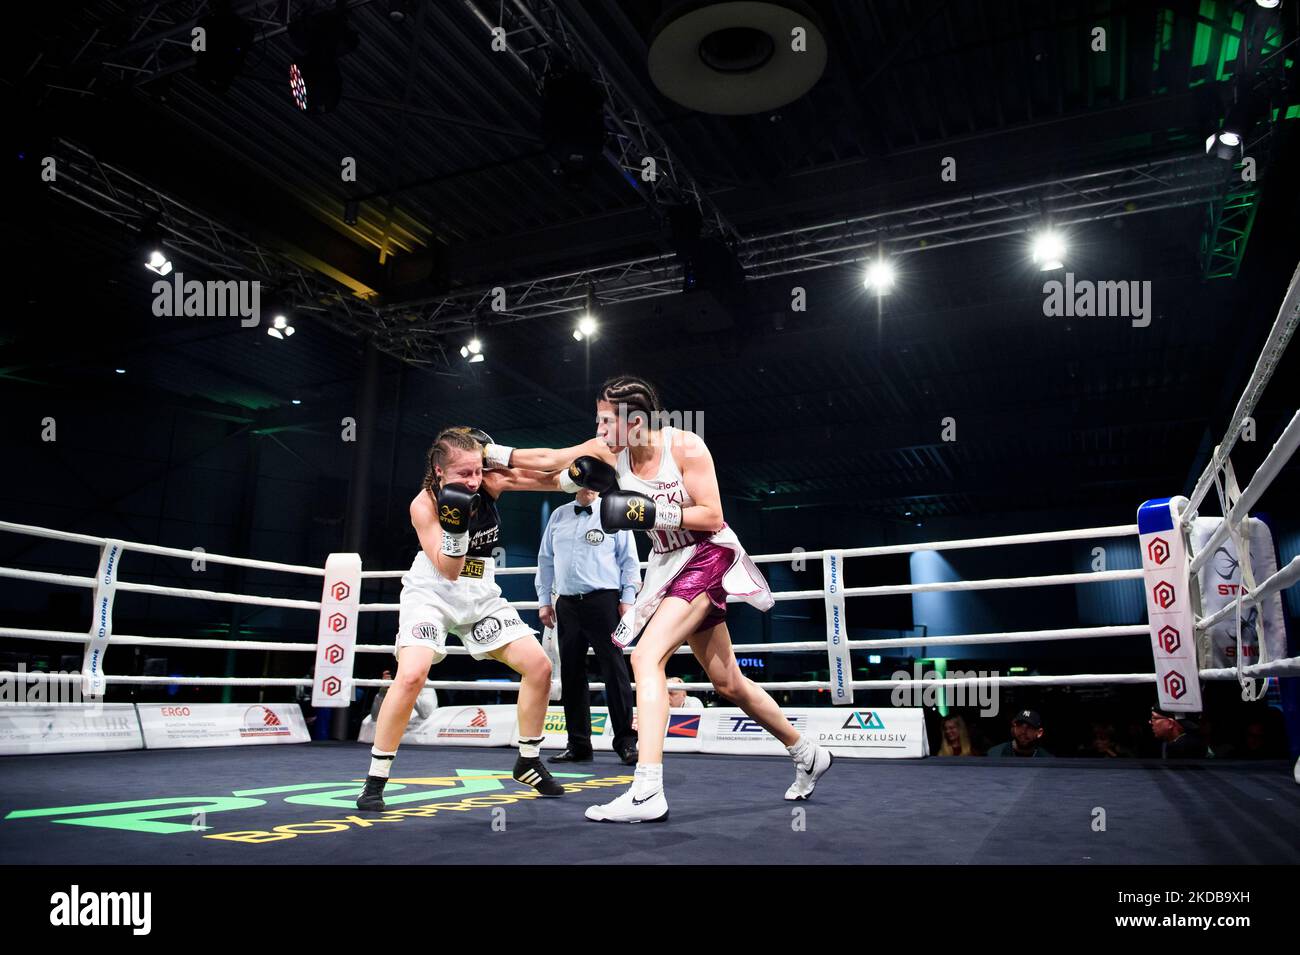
597;375;663;429
422;427;481;501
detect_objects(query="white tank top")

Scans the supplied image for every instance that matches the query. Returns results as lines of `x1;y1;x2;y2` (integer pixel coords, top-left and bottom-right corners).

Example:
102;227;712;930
616;426;706;554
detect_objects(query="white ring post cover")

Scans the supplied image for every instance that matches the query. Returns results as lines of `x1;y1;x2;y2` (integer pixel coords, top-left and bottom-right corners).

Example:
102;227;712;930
312;554;362;708
822;550;853;705
82;539;124;699
1137;497;1203;713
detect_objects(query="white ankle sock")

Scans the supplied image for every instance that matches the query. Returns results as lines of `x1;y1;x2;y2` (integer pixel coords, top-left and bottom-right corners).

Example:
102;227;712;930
519;736;543;759
634;762;662;797
369;747;396;779
787;734;813;769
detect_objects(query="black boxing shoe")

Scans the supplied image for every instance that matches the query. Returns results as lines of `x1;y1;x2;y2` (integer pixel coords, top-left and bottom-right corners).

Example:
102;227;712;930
356;775;387;812
550;747;594;763
513;756;566;796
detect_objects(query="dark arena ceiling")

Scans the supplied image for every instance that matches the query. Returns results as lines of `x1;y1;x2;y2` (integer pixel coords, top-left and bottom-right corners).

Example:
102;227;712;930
6;0;1300;523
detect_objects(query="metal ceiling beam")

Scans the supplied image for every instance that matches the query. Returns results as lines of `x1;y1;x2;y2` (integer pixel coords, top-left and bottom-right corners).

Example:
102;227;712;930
40;136;452;372
459;0;741;243
372;154;1230;344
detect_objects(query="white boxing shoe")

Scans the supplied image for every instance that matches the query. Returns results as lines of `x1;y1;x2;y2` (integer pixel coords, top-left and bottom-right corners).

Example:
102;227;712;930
785;744;834;801
584;782;669;823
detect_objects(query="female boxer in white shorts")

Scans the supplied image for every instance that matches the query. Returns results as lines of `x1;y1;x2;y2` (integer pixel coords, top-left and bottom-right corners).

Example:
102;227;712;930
490;376;834;823
357;427;566;811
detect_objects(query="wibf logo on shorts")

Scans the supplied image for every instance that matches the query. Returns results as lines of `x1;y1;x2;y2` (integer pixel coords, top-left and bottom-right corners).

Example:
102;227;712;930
412;622;443;642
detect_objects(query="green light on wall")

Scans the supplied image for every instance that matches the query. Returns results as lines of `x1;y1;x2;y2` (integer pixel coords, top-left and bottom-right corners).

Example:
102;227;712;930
917;657;950;717
1190;0;1217;70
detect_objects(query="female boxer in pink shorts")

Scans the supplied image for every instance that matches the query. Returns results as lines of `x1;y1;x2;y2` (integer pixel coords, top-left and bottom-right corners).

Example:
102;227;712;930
486;376;834;822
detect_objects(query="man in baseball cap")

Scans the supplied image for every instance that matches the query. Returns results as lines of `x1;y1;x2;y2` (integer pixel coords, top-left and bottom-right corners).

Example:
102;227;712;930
987;709;1053;758
1149;706;1207;759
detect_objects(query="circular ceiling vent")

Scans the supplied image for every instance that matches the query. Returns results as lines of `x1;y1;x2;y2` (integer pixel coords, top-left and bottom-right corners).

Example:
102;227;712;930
648;1;827;115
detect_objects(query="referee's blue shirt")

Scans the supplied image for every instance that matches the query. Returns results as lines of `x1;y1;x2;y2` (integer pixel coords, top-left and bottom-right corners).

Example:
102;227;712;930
535;498;640;605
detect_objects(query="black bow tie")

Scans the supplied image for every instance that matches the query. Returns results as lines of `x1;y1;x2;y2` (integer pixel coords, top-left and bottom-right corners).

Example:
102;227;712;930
574;505;592;516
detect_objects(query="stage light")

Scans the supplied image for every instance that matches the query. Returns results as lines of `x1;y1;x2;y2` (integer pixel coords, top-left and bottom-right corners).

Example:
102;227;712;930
863;258;896;292
288;9;359;114
1032;231;1066;271
144;249;173;276
267;310;295;340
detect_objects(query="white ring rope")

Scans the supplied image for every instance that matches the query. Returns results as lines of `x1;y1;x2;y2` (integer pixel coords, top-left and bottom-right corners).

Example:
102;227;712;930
1184;258;1300;522
1198;554;1300;631
1;503;1296;697
1188;409;1300;576
6;660;1298;694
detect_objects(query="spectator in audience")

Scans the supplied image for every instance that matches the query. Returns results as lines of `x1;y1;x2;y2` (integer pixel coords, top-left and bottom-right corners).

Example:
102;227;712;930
937;713;982;756
1077;721;1132;758
1237;712;1288;759
1149;707;1207;759
667;676;704;710
987;710;1052;758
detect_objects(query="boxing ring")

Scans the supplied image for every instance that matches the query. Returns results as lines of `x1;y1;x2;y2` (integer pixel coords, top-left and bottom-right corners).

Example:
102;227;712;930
2;266;1299;865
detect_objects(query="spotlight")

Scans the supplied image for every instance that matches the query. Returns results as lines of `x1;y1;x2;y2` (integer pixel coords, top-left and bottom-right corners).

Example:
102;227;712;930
291;399;302;405
1208;87;1269;161
142;221;173;276
1205;130;1242;161
266;303;296;339
144;248;173;276
862;258;896;292
114;368;126;375
288;9;360;114
1255;0;1280;8
460;337;484;361
574;287;598;340
1031;231;1066;271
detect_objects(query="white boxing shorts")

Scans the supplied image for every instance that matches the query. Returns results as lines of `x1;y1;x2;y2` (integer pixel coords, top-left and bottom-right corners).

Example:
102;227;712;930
395;552;534;663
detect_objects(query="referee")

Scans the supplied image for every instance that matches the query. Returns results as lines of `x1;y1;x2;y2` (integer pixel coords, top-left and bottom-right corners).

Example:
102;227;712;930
536;487;640;764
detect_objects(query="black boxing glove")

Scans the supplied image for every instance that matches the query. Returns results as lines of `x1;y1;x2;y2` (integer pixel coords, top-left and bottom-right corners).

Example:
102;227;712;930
559;456;619;494
600;490;681;533
437;483;479;557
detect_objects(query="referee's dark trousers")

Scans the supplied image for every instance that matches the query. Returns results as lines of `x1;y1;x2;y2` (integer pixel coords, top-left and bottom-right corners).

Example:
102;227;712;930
555;589;635;753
